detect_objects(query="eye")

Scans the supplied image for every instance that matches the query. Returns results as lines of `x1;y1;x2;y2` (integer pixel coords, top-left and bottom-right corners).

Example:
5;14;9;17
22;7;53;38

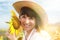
29;17;34;20
22;15;25;18
20;15;26;18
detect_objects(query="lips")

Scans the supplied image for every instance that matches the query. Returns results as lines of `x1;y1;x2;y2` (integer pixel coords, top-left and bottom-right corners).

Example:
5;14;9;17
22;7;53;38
24;24;30;28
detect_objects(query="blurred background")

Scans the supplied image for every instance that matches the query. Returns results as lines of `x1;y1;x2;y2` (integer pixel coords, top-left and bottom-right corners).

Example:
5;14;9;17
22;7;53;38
0;0;60;40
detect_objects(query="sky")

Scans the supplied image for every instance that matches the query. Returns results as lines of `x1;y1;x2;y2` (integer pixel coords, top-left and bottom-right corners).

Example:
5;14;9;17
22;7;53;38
0;0;60;29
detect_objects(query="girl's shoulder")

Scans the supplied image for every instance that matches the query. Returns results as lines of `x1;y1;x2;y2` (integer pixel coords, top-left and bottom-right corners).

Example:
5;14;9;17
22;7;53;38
39;30;51;40
32;30;51;40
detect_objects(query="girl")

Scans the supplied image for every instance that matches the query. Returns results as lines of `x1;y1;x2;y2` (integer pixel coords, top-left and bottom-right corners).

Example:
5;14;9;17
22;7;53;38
5;1;51;40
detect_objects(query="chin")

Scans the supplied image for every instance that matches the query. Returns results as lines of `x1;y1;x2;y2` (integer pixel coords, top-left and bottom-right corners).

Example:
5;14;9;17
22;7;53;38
24;28;32;32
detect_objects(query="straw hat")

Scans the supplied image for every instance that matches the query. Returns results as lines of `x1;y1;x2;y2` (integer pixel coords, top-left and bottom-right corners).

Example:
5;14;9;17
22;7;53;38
13;1;48;28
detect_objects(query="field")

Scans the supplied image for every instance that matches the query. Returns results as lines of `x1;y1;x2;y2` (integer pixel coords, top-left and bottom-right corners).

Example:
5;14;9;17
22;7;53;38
0;23;60;40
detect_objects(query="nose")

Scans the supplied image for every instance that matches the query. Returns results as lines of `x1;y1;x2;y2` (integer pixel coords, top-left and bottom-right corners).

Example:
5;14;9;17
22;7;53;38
25;18;29;24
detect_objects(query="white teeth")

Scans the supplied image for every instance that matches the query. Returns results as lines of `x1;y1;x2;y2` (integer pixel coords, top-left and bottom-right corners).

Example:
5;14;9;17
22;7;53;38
25;25;29;26
24;24;30;27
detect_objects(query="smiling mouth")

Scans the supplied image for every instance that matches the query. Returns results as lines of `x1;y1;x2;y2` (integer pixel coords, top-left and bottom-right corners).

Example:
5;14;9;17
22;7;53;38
24;24;30;28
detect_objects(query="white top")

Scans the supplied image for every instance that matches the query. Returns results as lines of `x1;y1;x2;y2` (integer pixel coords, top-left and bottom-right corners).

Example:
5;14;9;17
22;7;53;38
22;29;51;40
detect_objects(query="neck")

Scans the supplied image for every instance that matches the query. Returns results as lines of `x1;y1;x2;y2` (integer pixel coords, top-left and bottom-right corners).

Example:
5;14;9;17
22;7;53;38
25;28;34;38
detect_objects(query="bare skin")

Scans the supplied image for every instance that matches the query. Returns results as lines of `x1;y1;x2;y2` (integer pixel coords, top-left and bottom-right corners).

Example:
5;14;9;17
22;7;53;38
5;15;36;40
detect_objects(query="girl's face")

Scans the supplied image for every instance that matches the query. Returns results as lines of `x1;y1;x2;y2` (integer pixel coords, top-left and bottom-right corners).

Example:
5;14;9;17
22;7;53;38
19;15;35;32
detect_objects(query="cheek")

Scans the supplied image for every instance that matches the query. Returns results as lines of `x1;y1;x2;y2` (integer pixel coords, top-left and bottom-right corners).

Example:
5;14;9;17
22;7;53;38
30;20;35;26
19;19;25;24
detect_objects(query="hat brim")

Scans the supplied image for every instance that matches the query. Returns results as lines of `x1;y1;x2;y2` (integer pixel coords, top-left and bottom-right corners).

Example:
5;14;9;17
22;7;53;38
13;1;48;27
